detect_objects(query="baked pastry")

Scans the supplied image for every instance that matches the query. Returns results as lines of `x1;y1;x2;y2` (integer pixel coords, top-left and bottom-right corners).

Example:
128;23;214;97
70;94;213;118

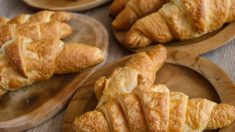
0;21;72;47
94;45;167;106
74;84;235;132
0;37;104;96
124;0;235;48
109;0;128;17
2;10;71;25
111;0;168;30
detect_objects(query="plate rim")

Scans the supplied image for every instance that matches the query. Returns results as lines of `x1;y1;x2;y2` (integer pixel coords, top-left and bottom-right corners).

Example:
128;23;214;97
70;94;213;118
23;0;110;11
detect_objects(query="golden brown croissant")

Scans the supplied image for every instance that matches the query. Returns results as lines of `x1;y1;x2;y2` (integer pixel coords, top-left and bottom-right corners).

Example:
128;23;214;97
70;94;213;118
0;37;104;96
74;84;235;132
112;0;168;30
124;0;235;49
0;21;72;47
6;10;71;25
94;45;167;107
109;0;128;17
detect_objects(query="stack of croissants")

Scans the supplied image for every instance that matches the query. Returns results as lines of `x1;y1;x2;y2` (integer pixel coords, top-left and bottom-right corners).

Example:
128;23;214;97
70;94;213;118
110;0;235;49
0;11;104;97
73;45;235;132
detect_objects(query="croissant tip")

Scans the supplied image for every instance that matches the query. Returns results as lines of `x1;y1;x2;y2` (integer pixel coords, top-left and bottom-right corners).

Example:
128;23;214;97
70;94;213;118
123;30;153;49
109;10;117;18
60;22;72;38
94;48;105;63
112;20;128;31
109;5;117;17
145;44;167;61
58;11;72;22
122;32;136;48
109;3;123;18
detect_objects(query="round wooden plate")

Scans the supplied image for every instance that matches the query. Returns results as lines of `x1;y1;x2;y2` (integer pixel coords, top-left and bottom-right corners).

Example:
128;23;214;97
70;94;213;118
0;13;109;131
114;22;235;55
23;0;110;11
63;51;235;132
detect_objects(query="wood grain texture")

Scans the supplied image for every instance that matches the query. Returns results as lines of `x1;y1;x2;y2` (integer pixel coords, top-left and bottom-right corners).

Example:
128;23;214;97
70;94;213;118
0;0;234;131
0;12;108;131
63;51;235;132
23;0;111;11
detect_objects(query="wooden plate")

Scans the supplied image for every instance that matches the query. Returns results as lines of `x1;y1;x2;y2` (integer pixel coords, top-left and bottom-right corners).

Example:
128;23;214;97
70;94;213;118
63;51;235;132
114;22;235;55
0;13;109;131
23;0;110;11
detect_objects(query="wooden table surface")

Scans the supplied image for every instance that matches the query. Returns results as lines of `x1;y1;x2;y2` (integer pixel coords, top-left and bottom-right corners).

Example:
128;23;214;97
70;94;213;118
0;0;234;131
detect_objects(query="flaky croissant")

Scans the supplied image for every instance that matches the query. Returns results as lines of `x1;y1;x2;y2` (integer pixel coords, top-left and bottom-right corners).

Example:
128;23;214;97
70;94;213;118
2;10;71;25
0;21;72;47
74;84;235;132
111;0;168;30
124;0;235;48
94;45;167;107
0;37;104;96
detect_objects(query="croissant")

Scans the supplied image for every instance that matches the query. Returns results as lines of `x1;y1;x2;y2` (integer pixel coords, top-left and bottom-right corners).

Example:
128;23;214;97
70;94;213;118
124;0;235;48
109;0;128;17
0;37;104;96
4;10;71;25
74;84;235;132
94;45;167;107
112;0;168;30
0;21;72;47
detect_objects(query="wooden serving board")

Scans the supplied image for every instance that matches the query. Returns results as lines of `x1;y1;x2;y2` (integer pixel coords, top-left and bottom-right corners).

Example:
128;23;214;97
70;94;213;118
63;51;235;132
23;0;110;11
113;22;235;55
0;13;109;131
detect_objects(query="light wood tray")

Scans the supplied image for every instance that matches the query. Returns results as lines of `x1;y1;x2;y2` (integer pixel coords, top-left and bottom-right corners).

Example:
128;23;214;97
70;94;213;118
63;51;235;132
23;0;110;11
114;22;235;55
0;13;109;131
